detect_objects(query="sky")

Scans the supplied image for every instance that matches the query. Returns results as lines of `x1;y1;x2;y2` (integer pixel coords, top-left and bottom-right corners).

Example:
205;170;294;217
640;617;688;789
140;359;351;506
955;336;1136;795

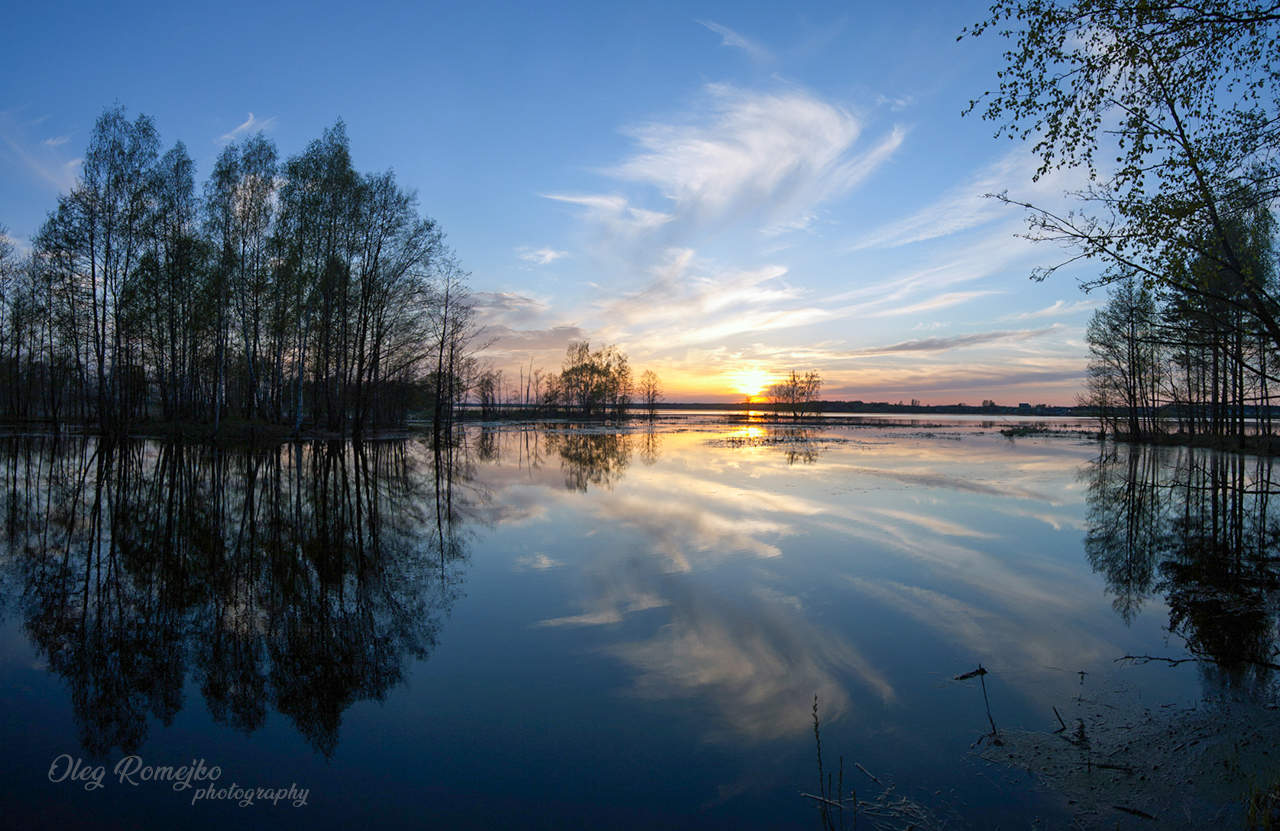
0;0;1107;405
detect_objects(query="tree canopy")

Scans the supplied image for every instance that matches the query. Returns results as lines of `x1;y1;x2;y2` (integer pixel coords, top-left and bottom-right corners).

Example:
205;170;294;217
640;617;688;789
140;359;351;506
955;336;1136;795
2;105;476;437
964;1;1280;344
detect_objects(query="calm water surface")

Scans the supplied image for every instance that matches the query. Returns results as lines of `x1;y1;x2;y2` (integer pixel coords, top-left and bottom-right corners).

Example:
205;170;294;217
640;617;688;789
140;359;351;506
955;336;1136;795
0;419;1275;828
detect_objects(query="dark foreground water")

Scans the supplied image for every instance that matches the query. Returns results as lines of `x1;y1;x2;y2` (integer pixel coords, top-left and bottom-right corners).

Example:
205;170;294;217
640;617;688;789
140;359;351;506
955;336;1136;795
0;418;1277;829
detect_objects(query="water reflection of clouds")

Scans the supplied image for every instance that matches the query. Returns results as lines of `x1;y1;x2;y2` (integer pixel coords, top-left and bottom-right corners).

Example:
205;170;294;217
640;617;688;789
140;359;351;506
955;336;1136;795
812;507;1079;613
831;464;1054;501
477;444;895;742
590;492;788;571
515;553;564;570
473;424;1110;742
846;577;1113;687
608;586;894;742
862;506;999;539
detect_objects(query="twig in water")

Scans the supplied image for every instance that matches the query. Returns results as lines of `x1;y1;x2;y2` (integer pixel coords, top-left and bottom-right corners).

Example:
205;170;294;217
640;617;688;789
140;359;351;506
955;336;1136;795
954;663;1001;744
801;793;845;809
1116;654;1198;667
980;668;1000;743
1117;653;1280;671
812;695;830;830
1053;705;1068;733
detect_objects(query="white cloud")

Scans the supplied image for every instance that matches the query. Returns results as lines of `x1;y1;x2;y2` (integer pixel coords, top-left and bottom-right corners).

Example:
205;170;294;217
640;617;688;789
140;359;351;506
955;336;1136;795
850;326;1060;355
875;94;915;112
0;116;80;193
867;290;1002;318
471;290;552;325
0;228;31;257
608;84;901;232
517;246;569;265
1002;299;1098;321
219;112;277;143
760;211;817;237
41;135;69;148
589;248;822;349
547;85;903;254
848;149;1079;251
697;19;774;62
543;192;672;238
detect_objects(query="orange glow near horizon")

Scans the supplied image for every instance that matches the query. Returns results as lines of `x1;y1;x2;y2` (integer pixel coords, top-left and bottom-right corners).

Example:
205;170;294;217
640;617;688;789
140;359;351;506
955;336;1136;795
726;368;774;400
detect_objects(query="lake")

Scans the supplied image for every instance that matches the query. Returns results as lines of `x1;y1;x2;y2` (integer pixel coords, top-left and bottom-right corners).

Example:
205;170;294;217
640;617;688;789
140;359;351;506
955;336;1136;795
1;417;1277;828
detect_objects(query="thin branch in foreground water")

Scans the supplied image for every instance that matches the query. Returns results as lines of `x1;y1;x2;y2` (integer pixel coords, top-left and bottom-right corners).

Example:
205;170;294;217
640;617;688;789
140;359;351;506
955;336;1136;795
954;664;1001;745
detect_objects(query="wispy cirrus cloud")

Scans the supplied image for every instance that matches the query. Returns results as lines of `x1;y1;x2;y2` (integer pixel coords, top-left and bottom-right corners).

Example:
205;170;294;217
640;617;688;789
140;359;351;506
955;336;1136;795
0;228;31;257
697;20;773;62
591;248;823;349
0;111;80;193
875;93;915;112
852;326;1059;355
1001;299;1097;321
479;325;588;361
218;112;277;143
609;84;903;231
543;192;672;239
516;246;569;266
866;290;1001;318
41;135;70;148
847;149;1078;252
548;84;903;249
821;359;1088;400
471;290;551;325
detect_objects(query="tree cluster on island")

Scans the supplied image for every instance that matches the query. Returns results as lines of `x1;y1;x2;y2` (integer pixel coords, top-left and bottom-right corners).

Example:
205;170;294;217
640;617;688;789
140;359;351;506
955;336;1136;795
471;341;664;421
0;106;479;438
764;370;823;419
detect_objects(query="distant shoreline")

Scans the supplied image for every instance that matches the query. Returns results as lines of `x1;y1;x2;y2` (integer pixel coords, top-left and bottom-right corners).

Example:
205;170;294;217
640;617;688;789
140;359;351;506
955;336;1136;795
4;412;1280;457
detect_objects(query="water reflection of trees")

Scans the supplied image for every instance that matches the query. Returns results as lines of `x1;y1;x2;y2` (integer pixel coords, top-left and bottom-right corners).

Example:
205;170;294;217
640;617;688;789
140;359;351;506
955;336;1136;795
1083;445;1280;687
548;429;633;491
475;425;641;492
0;437;470;757
776;427;822;465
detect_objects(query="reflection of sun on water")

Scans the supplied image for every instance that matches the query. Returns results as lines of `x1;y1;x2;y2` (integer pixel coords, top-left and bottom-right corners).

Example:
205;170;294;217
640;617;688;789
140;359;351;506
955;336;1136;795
728;369;774;401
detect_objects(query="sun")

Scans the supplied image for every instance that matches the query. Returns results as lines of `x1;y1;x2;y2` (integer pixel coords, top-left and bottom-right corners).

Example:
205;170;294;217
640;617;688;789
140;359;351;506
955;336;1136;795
728;368;773;400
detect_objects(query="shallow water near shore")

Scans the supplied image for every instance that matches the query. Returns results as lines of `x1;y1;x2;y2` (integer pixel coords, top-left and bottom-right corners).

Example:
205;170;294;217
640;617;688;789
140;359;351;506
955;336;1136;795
0;417;1276;828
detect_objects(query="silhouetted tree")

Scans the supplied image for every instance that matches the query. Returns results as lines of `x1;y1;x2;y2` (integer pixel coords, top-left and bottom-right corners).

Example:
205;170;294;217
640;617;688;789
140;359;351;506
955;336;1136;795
965;1;1280;351
8;107;475;436
766;370;822;419
638;369;662;419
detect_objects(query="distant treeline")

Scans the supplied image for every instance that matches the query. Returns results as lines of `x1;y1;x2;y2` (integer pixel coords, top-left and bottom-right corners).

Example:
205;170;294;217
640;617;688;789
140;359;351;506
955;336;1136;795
0;106;478;437
460;398;1082;417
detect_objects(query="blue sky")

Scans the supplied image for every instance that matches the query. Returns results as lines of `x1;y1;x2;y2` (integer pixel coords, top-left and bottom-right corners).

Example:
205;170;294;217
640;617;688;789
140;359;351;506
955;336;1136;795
0;0;1103;403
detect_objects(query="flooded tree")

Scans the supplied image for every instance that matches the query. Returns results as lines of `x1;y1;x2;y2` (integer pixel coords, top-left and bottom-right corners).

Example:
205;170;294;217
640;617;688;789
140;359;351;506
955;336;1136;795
766;370;822;420
1081;202;1279;442
1082;278;1163;437
547;341;632;418
638;369;662;420
5;106;475;437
